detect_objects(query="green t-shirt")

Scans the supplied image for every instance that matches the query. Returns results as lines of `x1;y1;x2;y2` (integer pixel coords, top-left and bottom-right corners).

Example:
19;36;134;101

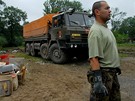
88;22;120;68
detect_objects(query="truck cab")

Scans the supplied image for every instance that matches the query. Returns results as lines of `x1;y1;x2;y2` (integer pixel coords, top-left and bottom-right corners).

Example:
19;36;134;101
48;11;94;63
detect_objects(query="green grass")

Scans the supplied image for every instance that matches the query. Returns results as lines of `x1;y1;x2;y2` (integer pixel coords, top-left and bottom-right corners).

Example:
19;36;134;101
118;43;135;58
0;46;24;51
118;43;135;49
118;43;135;54
1;46;47;62
12;52;44;62
119;53;129;58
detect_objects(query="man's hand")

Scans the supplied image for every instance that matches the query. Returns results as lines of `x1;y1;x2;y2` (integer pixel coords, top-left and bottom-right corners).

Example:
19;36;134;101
93;70;108;96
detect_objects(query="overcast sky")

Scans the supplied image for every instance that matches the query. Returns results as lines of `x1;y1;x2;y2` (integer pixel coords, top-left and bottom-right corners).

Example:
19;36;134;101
4;0;135;22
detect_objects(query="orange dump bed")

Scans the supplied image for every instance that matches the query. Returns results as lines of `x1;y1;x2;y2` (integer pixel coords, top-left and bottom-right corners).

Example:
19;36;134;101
23;14;56;38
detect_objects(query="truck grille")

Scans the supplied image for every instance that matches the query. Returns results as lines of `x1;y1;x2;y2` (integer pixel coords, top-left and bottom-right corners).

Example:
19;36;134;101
70;31;88;43
81;33;88;42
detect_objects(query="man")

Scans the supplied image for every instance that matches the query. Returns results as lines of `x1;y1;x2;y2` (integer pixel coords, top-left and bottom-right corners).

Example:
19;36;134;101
87;1;121;101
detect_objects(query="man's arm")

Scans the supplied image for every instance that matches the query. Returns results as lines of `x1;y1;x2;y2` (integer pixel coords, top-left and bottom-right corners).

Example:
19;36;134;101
88;57;108;96
89;57;100;70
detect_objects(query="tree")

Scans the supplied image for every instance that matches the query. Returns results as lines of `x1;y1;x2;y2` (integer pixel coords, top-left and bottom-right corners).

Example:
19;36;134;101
113;31;128;44
0;36;7;47
118;16;135;43
0;0;6;29
111;8;126;31
0;0;6;19
0;0;6;45
3;6;27;46
0;0;28;47
43;0;83;14
0;0;5;6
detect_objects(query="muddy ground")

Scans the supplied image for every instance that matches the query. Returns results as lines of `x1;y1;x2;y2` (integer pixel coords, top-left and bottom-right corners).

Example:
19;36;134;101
0;55;135;101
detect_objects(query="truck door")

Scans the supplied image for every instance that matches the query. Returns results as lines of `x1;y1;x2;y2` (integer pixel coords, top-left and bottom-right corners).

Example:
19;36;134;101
51;14;65;40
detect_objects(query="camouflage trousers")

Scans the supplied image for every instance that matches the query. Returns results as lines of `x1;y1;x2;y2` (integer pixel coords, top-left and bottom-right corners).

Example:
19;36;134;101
89;69;121;101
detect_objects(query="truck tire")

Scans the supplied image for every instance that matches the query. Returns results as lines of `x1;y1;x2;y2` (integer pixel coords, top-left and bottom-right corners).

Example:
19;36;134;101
30;43;38;56
25;43;30;55
40;44;50;60
49;43;67;64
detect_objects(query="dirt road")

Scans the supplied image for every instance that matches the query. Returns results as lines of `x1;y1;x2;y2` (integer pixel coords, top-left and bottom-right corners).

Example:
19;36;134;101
0;57;135;101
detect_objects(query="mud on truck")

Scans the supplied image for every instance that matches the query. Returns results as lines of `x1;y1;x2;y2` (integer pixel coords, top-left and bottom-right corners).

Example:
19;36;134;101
23;9;94;64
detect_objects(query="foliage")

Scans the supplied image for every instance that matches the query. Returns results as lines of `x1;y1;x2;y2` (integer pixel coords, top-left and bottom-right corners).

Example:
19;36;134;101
14;36;24;46
0;0;6;36
118;16;135;43
3;6;27;24
0;0;27;47
43;0;84;14
0;0;5;6
111;8;126;31
110;8;135;43
0;36;8;47
113;31;129;44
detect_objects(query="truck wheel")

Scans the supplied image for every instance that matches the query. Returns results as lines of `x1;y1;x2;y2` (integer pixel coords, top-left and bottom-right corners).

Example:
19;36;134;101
50;43;67;64
40;44;50;60
25;43;30;55
30;43;36;56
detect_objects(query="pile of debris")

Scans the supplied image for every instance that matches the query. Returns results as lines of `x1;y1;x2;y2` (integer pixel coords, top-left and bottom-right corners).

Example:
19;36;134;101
0;54;26;97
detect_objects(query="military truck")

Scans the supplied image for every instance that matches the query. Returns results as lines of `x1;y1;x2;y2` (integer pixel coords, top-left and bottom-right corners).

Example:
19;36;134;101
23;9;94;64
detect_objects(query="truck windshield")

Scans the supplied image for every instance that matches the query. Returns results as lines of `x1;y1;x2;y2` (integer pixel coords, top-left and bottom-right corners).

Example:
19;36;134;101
67;13;94;27
84;15;94;27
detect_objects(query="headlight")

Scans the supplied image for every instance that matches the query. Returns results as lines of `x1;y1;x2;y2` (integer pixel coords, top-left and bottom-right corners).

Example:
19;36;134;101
74;44;77;48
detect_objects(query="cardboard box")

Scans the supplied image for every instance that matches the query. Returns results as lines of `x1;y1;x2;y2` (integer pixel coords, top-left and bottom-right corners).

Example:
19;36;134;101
11;73;18;91
17;66;26;85
0;75;13;96
0;73;19;97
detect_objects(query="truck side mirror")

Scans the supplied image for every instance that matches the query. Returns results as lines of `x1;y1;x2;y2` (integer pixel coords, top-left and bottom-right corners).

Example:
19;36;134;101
70;8;75;14
88;14;94;18
67;8;75;15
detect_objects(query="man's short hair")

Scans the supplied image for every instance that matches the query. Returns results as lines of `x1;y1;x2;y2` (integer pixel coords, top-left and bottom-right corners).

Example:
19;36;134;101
92;1;106;17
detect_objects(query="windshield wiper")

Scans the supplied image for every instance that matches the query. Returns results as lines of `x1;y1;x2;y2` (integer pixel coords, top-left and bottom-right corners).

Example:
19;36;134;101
70;20;79;25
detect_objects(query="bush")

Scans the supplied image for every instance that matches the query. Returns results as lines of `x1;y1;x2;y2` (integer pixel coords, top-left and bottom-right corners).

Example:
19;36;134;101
14;36;24;46
0;36;8;47
114;32;129;44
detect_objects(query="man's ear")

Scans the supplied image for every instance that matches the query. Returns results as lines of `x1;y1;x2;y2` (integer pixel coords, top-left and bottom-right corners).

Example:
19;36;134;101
95;9;100;16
